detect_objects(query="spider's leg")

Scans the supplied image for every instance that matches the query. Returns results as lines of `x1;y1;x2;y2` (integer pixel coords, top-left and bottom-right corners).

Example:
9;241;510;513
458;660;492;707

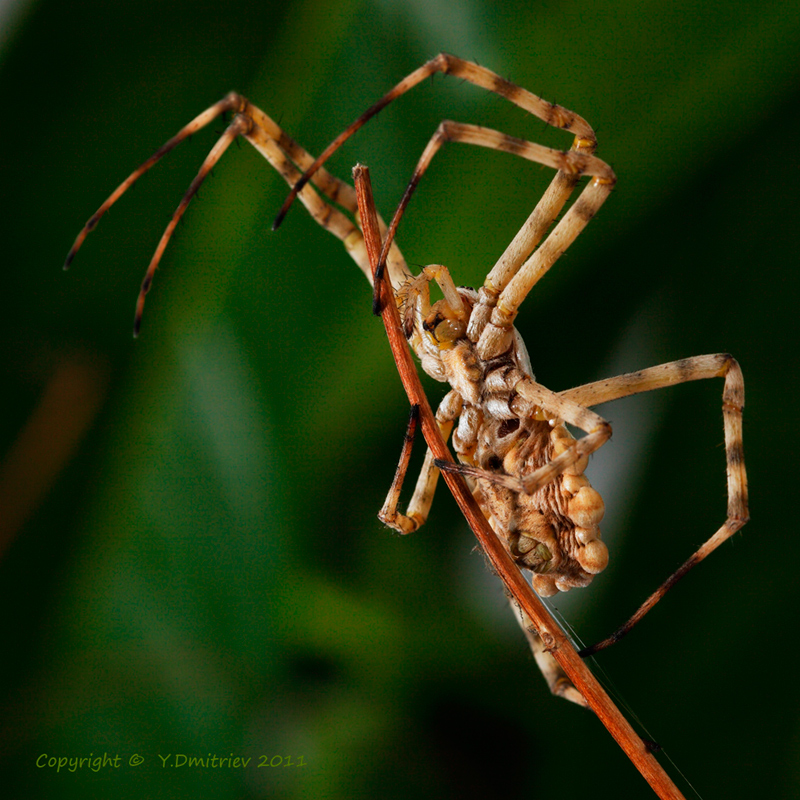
133;115;252;335
375;122;614;346
359;117;613;352
267;53;614;333
510;602;589;707
245;103;358;215
435;376;612;498
67;94;413;333
373;121;611;291
133;112;369;333
243;106;411;290
379;391;461;534
475;173;616;360
275;53;599;228
513;379;613;494
553;354;748;655
467;169;583;343
242;120;366;271
379;404;422;534
65;92;244;270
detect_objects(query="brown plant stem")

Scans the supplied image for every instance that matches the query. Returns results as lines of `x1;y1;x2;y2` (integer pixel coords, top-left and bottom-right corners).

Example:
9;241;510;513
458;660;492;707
353;163;685;800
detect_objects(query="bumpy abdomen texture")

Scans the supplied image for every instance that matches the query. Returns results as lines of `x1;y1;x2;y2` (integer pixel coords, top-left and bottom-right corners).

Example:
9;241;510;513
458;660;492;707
473;419;608;596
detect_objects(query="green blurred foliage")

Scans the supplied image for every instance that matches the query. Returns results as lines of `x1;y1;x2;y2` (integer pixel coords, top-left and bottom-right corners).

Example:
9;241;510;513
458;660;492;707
1;0;799;797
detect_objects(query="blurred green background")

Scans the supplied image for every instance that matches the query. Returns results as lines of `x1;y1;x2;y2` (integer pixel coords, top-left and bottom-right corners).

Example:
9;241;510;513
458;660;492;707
1;0;798;797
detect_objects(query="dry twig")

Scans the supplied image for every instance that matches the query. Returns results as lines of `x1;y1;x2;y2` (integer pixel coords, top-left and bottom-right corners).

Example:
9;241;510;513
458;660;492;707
353;163;686;800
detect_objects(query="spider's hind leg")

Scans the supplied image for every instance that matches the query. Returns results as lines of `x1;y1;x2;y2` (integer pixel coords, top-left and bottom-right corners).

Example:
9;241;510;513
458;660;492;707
557;353;749;654
511;602;589;708
379;391;462;534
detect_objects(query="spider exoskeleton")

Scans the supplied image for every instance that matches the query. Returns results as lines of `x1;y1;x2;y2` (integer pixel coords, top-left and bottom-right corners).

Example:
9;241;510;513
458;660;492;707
66;53;749;705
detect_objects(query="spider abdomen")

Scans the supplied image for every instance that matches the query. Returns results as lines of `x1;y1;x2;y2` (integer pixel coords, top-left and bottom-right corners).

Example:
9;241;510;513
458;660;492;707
470;417;608;596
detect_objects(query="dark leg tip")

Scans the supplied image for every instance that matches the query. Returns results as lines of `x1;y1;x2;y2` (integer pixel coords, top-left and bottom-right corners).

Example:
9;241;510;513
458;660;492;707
271;209;286;231
578;630;621;658
371;264;388;316
274;177;310;230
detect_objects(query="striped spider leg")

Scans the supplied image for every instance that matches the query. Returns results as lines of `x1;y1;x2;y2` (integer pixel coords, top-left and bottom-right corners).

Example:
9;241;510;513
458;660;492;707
66;55;749;706
65;92;414;335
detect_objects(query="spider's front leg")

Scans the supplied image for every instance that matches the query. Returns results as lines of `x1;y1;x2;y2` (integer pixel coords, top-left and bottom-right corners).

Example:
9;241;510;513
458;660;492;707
64;92;412;335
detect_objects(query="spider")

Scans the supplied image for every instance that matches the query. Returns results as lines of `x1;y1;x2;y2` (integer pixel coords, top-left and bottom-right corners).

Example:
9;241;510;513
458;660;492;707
65;54;749;706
